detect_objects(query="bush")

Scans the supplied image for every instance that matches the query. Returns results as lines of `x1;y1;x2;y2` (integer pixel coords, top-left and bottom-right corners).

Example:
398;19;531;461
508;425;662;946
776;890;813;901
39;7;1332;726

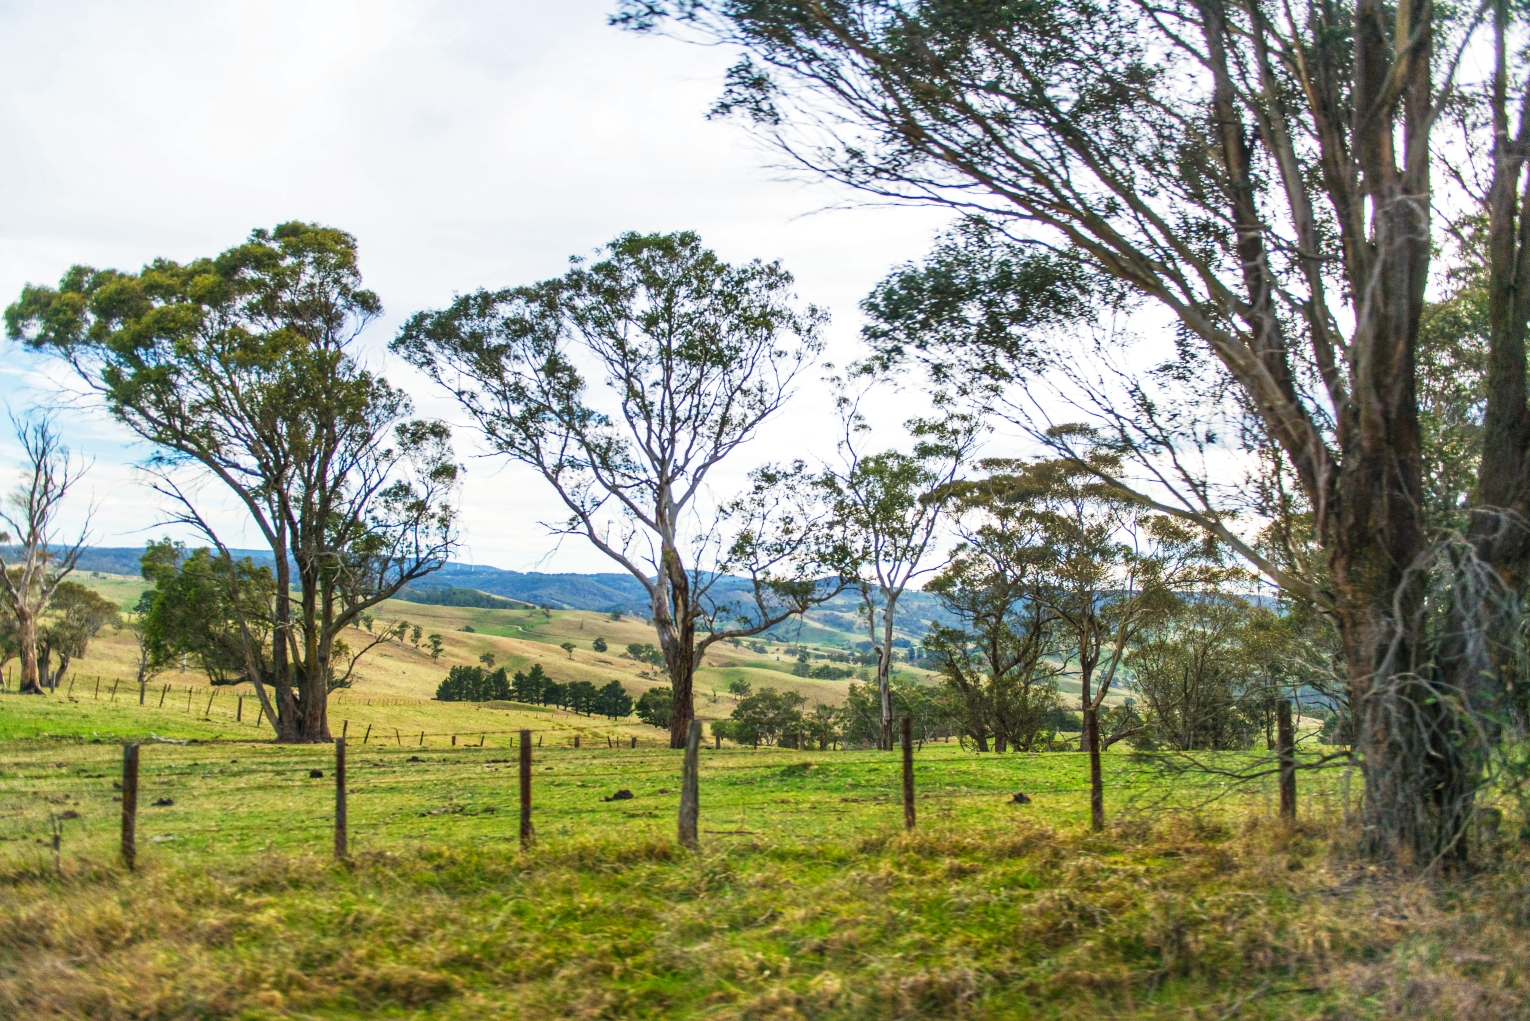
635;687;673;728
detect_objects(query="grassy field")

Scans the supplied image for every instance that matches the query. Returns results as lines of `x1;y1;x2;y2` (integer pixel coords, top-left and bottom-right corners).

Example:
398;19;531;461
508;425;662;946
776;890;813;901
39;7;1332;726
2;688;1528;1019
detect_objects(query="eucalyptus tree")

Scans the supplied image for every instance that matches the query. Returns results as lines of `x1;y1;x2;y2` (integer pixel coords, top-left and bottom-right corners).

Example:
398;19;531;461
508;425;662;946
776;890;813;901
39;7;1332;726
0;417;90;694
816;390;977;749
38;581;119;690
614;0;1530;861
6;223;459;742
923;490;1065;753
970;456;1224;829
393;231;842;747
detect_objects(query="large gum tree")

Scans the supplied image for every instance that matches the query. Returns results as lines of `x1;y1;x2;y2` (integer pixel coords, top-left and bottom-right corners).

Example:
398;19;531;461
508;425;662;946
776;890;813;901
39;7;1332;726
6;223;459;742
618;0;1530;862
394;231;841;748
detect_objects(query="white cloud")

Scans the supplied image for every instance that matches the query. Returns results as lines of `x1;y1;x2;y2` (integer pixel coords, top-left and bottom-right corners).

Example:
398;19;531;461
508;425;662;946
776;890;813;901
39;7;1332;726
0;0;956;571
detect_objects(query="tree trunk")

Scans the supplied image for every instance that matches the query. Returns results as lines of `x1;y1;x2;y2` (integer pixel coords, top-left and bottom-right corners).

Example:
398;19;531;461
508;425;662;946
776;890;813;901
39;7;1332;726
1083;704;1104;831
16;610;42;695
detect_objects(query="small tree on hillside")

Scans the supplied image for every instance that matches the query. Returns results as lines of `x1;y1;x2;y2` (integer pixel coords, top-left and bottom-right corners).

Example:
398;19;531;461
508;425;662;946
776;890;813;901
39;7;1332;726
394;231;843;747
38;581;119;689
0;417;90;694
560;641;576;660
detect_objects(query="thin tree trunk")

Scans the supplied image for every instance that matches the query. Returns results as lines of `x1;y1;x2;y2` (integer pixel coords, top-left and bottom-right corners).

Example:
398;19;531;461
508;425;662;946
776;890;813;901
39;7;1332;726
16;611;42;694
1083;704;1103;831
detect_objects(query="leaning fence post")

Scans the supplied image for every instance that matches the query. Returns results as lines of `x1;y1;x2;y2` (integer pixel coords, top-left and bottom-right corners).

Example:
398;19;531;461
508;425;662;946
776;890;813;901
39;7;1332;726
158;684;168;708
679;719;701;849
1277;699;1297;822
362;723;372;746
335;738;348;860
519;729;534;849
901;715;916;830
121;743;139;870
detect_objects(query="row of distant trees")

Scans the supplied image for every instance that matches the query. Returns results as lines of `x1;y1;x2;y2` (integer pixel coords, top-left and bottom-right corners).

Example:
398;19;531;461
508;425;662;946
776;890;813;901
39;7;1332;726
435;663;633;720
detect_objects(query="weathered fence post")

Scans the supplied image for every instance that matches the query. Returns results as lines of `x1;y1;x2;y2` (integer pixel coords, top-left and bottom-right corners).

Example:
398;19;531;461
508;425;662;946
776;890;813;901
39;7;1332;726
237;695;243;722
342;719;348;740
574;734;580;749
901;715;915;831
158;684;168;708
185;688;193;712
363;723;372;746
121;743;139;871
519;729;534;849
110;679;119;702
630;736;636;749
395;728;401;746
94;676;100;698
679;719;701;849
256;704;264;728
1277;699;1297;822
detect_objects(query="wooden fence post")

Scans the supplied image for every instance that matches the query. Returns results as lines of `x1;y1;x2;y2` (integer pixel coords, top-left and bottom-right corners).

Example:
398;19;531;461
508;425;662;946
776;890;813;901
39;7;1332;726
574;735;580;749
158;685;168;708
363;723;372;746
1277;699;1297;822
185;688;193;712
110;679;119;702
237;695;243;722
256;704;264;728
121;743;139;871
519;729;534;849
679;719;701;849
335;738;348;860
901;715;915;831
205;691;215;716
418;731;424;746
630;736;636;749
94;676;100;699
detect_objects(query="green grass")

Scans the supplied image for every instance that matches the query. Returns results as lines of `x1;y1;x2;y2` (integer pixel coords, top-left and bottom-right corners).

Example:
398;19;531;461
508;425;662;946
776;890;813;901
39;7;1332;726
1;693;1527;1019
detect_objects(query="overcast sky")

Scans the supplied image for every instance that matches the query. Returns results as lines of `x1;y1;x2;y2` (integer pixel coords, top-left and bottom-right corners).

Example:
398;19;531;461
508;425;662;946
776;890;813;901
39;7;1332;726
0;0;968;573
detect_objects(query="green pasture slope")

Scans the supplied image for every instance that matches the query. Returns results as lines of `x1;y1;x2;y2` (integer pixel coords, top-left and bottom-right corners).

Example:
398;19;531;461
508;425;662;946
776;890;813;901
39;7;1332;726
1;695;1524;1019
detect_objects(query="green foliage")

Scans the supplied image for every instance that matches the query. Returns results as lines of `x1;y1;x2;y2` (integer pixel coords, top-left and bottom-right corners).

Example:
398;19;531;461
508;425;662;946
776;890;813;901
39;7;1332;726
635;686;674;729
728;686;807;746
566;679;599;714
434;665;512;703
397;586;519;609
511;664;551;704
627;642;665;667
139;540;276;686
595;679;634;720
560;640;577;659
592;636;608;653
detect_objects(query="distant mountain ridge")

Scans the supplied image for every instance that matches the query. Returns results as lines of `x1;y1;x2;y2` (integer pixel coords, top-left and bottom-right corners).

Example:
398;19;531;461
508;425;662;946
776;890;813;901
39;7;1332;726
40;547;949;639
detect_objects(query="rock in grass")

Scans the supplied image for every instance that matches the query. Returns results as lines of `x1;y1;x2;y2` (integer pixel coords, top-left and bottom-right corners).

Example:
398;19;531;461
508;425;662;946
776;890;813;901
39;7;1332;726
603;789;634;802
309;769;324;778
152;797;174;807
1011;792;1032;804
